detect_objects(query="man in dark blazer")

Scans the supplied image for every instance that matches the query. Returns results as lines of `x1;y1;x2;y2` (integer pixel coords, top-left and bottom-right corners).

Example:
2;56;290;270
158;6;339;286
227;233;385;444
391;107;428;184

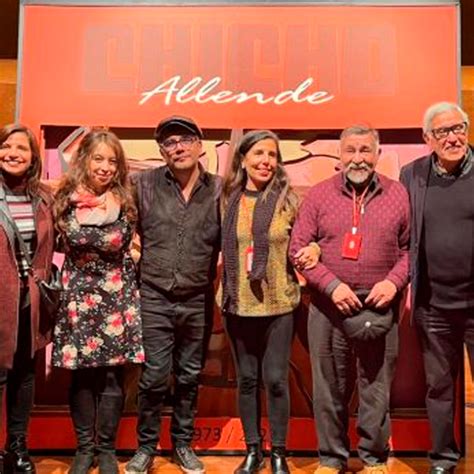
400;102;474;474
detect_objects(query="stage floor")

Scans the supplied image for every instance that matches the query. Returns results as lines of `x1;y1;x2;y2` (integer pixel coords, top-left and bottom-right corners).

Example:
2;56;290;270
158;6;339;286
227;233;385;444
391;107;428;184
29;354;474;473
31;405;474;473
31;447;474;473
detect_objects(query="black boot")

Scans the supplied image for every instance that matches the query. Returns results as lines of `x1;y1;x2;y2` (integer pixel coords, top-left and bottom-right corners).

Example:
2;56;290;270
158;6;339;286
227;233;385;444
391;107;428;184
6;435;35;473
0;386;8;474
270;446;290;474
234;444;265;474
96;394;123;474
1;449;14;474
69;385;96;474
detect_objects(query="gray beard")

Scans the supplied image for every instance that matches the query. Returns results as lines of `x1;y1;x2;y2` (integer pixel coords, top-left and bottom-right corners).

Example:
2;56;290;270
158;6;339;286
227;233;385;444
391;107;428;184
346;170;374;191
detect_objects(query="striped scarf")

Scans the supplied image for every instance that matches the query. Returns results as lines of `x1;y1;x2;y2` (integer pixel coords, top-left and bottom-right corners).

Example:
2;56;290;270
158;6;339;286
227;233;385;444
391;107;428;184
5;187;35;278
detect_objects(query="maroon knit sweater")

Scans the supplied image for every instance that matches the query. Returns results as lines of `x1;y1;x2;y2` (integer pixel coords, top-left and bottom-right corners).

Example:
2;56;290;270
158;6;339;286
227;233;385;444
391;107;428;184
289;173;410;295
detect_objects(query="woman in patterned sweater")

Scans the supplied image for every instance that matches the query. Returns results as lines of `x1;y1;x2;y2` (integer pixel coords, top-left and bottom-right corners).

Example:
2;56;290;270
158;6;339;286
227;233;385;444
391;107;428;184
53;129;144;474
0;124;55;474
221;130;319;474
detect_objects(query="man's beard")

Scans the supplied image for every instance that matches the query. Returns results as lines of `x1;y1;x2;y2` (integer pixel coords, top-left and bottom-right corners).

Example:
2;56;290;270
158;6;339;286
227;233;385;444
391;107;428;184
345;163;373;186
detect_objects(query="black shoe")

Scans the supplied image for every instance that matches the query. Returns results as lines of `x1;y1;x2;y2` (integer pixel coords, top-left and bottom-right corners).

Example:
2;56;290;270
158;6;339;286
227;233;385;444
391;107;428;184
97;452;119;474
124;450;154;474
429;467;455;474
1;449;13;474
6;436;35;473
172;446;204;474
234;445;265;474
69;453;95;474
270;447;290;474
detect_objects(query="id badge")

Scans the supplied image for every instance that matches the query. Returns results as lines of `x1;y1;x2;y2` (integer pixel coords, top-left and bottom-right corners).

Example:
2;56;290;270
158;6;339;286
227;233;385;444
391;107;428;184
245;244;254;273
341;232;362;260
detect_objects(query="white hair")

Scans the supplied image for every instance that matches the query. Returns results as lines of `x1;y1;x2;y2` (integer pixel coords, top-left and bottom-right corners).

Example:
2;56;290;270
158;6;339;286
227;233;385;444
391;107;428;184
423;102;469;134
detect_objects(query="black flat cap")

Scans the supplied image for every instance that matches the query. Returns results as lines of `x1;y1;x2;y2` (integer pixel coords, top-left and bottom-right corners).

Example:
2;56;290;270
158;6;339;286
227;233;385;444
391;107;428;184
341;291;394;341
154;115;203;142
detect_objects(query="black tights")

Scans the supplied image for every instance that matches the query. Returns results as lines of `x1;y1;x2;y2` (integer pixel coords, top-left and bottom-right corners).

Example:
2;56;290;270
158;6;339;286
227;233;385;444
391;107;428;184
69;366;124;454
225;313;294;448
70;366;124;399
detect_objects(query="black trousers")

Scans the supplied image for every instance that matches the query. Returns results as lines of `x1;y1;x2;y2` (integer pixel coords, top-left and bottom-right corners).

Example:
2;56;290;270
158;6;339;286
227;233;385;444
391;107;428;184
415;304;474;470
0;306;36;443
136;286;213;454
225;312;294;448
308;302;398;469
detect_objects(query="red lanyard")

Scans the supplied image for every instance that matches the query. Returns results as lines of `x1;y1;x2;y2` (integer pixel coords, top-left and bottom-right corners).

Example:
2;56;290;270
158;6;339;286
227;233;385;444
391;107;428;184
351;187;369;233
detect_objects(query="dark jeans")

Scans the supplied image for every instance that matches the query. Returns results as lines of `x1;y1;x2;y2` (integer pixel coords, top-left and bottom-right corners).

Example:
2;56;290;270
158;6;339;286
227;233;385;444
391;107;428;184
225;312;294;447
0;306;36;443
308;302;398;469
137;286;213;453
415;304;474;470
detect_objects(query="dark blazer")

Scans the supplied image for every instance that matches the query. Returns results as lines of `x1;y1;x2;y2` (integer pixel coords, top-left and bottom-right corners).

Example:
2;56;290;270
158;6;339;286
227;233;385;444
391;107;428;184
399;154;431;307
400;147;474;307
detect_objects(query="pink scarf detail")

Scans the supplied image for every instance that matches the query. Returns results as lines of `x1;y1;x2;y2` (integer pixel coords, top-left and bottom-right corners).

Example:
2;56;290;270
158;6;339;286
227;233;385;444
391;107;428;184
70;187;121;226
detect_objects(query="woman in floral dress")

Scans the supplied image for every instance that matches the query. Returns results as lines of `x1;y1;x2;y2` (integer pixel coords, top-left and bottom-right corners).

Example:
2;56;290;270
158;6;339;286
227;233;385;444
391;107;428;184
52;129;144;474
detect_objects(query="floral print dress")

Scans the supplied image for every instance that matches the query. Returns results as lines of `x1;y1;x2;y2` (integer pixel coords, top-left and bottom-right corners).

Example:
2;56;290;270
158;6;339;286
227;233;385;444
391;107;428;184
53;209;144;369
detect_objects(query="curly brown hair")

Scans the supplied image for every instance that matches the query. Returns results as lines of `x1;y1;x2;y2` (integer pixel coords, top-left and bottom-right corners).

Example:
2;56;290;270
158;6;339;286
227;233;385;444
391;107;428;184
0;124;43;194
54;128;137;233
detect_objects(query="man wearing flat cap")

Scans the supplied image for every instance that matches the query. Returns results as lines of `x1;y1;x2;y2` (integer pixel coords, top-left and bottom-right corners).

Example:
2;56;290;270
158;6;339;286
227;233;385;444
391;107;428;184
126;116;220;474
289;125;410;474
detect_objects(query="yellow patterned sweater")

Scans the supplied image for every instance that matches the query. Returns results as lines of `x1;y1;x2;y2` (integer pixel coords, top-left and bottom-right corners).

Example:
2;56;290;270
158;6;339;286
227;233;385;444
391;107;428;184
232;192;300;317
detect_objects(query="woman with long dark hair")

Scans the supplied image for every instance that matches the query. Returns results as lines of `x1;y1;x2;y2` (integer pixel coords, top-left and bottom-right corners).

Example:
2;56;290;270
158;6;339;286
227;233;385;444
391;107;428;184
221;130;318;474
0;124;55;474
53;129;144;474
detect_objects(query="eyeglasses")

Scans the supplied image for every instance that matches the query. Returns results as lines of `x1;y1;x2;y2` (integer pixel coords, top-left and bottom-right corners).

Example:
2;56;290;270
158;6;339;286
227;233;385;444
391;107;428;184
160;135;197;152
431;122;468;140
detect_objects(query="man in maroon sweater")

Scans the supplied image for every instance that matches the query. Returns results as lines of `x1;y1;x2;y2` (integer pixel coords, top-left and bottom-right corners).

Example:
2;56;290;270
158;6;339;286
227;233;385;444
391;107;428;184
290;125;410;474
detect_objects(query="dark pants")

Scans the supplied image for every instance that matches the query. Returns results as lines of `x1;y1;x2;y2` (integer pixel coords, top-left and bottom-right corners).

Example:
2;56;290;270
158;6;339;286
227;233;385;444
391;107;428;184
136;286;213;453
225;313;294;448
308;302;398;469
0;306;36;444
415;304;474;470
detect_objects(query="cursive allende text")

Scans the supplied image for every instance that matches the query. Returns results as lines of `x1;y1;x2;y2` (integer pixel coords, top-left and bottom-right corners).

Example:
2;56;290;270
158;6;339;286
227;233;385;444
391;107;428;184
139;76;334;106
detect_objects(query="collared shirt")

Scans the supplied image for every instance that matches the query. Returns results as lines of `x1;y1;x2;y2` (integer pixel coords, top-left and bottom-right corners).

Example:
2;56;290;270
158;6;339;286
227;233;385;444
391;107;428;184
134;165;221;296
431;146;474;178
